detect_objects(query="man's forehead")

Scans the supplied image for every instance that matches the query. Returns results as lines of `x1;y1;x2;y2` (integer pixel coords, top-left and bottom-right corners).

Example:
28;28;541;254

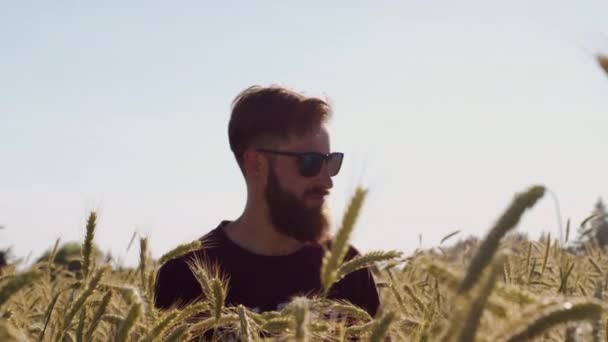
279;126;330;150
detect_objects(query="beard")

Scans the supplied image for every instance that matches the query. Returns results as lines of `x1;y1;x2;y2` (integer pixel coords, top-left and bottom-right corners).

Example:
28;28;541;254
265;168;330;243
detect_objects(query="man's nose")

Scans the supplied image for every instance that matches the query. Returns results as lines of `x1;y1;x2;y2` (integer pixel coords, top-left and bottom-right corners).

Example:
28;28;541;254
318;162;333;189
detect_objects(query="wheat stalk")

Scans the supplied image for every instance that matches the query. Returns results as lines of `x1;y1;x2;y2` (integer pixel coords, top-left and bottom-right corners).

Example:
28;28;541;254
114;302;142;342
336;251;401;283
292;297;310;342
321;187;368;296
81;212;97;280
455;254;504;342
84;291;112;341
0;271;41;309
61;267;106;339
329;301;373;321
211;278;226;323
367;311;395;342
496;299;603;341
237;305;252;342
459;185;545;293
75;306;86;342
0;320;26;342
164;324;190;342
158;240;202;266
138;237;148;291
141;310;178;342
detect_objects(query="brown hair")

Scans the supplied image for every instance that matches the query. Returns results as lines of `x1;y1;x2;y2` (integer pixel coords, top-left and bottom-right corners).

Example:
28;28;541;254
228;85;332;173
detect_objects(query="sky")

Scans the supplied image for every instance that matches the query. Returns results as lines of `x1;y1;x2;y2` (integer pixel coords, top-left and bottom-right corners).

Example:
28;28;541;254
1;0;607;266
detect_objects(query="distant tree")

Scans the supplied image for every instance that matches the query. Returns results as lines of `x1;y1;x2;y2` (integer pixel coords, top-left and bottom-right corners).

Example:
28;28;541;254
441;235;480;262
573;198;608;251
592;198;608;247
0;248;15;274
37;241;103;272
0;250;7;269
599;54;608;77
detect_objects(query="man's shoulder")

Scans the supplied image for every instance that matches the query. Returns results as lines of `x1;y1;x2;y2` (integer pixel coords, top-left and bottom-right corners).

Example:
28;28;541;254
154;224;229;309
158;224;227;271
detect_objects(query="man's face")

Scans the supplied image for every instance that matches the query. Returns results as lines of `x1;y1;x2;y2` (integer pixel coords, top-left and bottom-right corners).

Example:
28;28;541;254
263;126;334;243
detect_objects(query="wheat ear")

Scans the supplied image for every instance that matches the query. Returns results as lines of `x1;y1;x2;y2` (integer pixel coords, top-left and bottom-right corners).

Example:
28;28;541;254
81;211;97;280
459;185;545;293
321;187;368;296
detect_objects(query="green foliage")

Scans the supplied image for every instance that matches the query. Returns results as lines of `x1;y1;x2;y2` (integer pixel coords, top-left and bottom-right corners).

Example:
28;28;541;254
36;241;103;272
599;55;608;76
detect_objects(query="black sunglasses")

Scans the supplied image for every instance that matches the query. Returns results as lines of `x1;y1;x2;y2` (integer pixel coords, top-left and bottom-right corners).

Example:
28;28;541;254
257;149;344;178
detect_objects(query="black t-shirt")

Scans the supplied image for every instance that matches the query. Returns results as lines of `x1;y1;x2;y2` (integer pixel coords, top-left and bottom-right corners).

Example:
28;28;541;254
154;221;380;317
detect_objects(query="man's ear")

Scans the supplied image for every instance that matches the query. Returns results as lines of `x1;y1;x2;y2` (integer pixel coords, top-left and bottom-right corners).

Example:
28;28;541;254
243;149;263;179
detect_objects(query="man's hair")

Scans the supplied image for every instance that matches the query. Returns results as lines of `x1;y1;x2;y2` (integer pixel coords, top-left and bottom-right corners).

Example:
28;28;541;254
228;85;332;173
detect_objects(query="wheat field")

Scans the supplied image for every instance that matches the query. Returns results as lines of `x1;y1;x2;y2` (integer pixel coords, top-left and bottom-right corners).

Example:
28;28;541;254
1;185;608;341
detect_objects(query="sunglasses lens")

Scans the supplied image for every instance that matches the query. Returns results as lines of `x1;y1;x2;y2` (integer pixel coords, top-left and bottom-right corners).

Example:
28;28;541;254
299;154;323;177
327;153;344;177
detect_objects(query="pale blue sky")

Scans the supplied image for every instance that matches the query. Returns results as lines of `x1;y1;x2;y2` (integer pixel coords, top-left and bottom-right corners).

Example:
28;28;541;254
1;0;607;265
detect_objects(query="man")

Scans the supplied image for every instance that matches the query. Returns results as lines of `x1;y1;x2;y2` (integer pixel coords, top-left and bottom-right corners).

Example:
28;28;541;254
154;85;380;317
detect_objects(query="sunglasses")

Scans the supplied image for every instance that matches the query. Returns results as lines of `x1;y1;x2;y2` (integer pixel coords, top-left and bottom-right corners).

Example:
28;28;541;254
257;148;344;178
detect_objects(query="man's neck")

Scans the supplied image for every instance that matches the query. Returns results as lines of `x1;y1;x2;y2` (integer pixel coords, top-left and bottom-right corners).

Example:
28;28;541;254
223;209;305;256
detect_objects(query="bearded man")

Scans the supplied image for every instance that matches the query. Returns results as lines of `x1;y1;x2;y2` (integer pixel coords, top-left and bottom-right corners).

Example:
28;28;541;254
154;86;380;317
